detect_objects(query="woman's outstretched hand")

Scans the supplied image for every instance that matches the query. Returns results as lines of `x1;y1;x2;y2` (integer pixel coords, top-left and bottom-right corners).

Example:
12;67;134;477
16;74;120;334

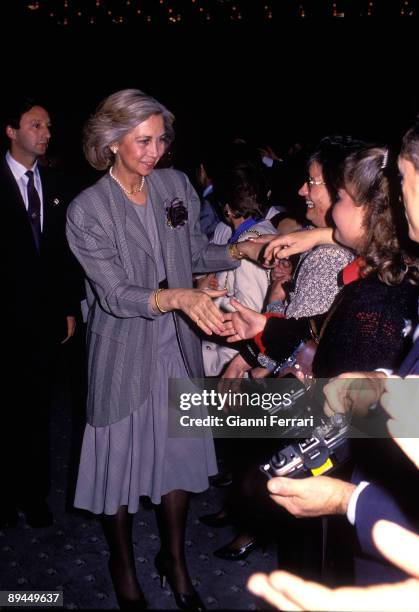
260;228;334;266
218;298;267;343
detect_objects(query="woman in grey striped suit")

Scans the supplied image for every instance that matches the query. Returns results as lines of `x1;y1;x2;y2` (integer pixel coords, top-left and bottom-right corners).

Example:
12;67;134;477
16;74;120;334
66;89;260;610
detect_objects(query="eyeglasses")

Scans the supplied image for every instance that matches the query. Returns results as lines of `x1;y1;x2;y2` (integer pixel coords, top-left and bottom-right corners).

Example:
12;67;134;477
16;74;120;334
307;176;326;187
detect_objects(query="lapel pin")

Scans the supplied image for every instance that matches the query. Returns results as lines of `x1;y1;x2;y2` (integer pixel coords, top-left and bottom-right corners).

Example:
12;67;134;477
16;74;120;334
53;198;60;206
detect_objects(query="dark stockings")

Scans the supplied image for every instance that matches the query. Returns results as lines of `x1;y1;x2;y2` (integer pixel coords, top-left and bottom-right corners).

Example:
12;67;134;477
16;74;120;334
155;489;193;595
102;506;145;607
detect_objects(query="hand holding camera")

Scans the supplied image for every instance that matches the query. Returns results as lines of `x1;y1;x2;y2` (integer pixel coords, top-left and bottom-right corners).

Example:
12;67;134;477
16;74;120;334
266;473;356;518
260;412;351;480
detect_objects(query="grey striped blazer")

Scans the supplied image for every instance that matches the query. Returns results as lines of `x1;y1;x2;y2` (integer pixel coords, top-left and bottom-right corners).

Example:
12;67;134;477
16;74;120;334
66;169;238;426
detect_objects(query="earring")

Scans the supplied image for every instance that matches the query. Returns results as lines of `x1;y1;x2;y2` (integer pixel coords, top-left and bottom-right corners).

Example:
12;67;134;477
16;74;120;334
110;145;118;155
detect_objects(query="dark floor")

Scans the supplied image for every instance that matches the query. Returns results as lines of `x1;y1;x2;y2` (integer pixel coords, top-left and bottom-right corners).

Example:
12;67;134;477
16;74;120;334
0;354;278;611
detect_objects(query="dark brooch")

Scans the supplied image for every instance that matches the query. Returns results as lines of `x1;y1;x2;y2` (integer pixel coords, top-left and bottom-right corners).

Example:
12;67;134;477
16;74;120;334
166;197;188;229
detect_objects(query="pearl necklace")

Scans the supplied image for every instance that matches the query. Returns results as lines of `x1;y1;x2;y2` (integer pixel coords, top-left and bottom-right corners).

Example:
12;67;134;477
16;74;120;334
109;166;145;195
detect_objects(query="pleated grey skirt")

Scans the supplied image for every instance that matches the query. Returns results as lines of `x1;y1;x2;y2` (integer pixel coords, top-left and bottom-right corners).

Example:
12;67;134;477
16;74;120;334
74;314;217;514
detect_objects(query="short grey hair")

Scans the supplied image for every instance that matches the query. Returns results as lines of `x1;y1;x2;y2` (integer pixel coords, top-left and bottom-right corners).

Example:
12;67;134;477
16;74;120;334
83;88;175;170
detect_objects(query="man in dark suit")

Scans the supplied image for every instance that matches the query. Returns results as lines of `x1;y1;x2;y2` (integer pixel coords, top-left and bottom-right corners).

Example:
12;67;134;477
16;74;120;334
0;96;81;528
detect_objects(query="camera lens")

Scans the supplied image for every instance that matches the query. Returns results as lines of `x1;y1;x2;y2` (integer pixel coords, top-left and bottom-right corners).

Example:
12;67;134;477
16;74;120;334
271;452;287;469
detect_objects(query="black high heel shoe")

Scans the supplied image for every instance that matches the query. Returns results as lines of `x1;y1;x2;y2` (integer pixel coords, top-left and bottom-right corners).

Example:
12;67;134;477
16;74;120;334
108;558;148;611
213;536;261;561
154;552;206;611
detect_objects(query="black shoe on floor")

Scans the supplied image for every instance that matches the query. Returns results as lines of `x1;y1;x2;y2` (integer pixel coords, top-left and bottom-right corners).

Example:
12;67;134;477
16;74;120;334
20;501;53;528
214;537;259;561
0;504;19;529
155;552;206;611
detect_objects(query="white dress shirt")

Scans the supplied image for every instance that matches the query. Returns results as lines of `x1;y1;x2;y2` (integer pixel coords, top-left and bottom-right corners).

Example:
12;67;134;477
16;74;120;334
6;151;44;230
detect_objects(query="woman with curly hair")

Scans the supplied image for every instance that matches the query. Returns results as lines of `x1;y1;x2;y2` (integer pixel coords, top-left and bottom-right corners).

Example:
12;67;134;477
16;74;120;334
311;145;418;377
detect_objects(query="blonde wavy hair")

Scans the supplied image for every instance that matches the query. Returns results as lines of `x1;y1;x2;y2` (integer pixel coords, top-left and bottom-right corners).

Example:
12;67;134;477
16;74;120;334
83;88;175;170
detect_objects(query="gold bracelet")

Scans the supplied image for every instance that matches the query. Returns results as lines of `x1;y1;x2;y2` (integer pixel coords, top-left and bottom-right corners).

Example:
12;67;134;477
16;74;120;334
154;288;168;313
228;242;245;260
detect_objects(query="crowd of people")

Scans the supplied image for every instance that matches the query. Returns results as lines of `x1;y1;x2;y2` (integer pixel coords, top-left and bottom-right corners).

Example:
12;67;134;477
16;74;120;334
1;88;419;612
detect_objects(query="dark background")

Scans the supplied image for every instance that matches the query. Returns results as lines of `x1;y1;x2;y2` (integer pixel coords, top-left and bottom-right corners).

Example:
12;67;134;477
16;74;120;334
0;7;418;606
2;3;418;185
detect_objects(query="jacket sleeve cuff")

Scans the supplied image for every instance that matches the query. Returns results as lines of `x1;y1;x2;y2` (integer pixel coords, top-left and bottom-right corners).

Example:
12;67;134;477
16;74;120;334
254;313;286;353
347;481;370;525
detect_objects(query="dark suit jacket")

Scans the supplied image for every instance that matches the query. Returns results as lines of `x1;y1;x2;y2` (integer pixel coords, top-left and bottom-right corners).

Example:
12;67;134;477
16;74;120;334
354;479;419;585
0;156;82;360
352;337;419;585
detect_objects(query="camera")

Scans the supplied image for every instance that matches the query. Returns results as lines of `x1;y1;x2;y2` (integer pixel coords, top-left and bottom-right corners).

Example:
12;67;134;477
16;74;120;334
260;413;351;479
